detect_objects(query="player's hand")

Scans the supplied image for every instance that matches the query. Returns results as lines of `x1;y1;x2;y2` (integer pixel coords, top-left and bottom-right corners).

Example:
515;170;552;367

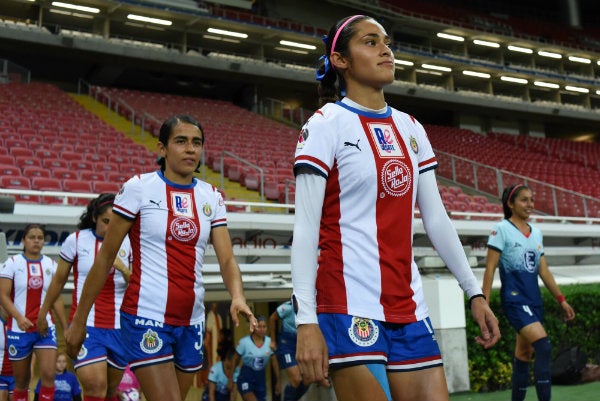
470;297;501;349
36;313;49;337
16;316;33;332
230;297;257;332
65;317;87;359
296;324;330;387
561;301;575;322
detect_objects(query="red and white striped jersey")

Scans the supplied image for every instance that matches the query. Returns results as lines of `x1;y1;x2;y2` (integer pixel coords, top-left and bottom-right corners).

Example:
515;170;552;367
113;170;227;326
0;254;57;332
294;100;437;324
60;228;132;329
0;318;12;376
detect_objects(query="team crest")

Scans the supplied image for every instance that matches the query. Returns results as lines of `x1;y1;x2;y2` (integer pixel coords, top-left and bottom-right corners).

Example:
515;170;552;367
409;136;418;154
348;317;379;347
119;249;127;258
381;159;412;197
78;344;88;360
140;329;163;354
8;345;17;356
202;203;212;217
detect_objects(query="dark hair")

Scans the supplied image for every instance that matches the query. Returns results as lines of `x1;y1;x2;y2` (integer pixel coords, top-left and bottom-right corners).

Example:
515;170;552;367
256;315;267;323
157;114;204;172
78;193;115;230
317;15;372;106
501;184;530;219
21;223;46;252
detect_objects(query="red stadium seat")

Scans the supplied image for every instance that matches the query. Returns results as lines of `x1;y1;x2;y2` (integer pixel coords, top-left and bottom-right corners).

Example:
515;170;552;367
0;164;21;177
62;179;93;193
69;160;95;171
35;149;59;159
61;151;83;161
51;168;79;180
15;156;42;168
0;155;14;165
23;167;51;178
0;176;30;189
42;158;69;169
93;181;121;194
80;171;108;181
11;147;35;157
106;172;130;184
31;177;62;191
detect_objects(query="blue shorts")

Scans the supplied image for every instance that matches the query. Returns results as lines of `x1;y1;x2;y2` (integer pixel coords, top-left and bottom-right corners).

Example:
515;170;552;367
7;328;57;360
0;375;14;391
74;326;128;370
120;312;204;372
318;314;443;372
237;366;266;401
276;331;297;369
503;303;544;332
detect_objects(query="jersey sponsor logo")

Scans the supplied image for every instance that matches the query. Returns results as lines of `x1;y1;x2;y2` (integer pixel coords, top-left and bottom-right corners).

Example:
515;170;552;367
140;329;163;354
134;318;164;328
169;217;199;242
523;250;536;273
28;276;43;289
381;159;411;197
171;192;193;217
29;262;42;276
77;344;88;360
297;128;309;150
348;317;379;347
367;123;404;158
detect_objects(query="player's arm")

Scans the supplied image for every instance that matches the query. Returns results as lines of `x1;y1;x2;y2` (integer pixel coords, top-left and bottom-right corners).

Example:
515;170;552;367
0;277;32;331
211;226;256;330
538;255;575;321
268;310;279;350
482;248;500;301
51;293;68;332
417;170;500;349
38;258;72;336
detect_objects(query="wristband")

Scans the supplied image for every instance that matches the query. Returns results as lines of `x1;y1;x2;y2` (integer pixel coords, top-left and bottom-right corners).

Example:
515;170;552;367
556;294;566;304
468;293;486;308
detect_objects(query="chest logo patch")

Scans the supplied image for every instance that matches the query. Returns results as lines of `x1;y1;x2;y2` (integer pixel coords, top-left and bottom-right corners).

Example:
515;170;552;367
367;122;404;158
348;317;379;347
171;192;193;217
169;217;199;242
381;159;412;197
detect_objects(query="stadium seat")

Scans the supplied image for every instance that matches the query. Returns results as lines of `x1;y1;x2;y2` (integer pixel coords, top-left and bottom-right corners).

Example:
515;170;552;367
11;147;35;157
0;176;30;189
69;160;95;171
93;181;121;194
106;172;130;184
23;167;51;178
62;179;93;193
42;159;69;169
31;177;62;191
15;156;42;168
0;155;14;165
264;181;280;201
52;168;79;180
80;171;108;181
0;164;21;177
35;149;59;159
61;151;83;161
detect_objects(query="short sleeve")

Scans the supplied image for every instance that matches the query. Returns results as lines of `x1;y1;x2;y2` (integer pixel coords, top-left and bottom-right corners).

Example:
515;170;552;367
487;223;505;252
113;175;143;220
0;257;15;280
294;108;338;179
211;187;227;228
59;232;77;263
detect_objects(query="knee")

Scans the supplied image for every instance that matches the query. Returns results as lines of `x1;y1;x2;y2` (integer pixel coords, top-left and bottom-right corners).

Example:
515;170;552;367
82;379;108;397
533;337;552;356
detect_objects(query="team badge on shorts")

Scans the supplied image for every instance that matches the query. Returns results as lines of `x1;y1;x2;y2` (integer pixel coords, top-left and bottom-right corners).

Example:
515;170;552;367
348;317;379;347
78;344;88;360
8;345;17;357
140;329;163;354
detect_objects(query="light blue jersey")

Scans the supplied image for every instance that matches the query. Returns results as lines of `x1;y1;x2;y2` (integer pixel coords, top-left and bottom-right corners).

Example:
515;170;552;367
487;219;545;306
202;361;239;401
276;301;296;336
236;335;273;371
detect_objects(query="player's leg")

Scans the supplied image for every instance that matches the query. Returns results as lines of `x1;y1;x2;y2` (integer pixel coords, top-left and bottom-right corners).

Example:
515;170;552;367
330;364;389;401
518;322;551;401
388;366;449;401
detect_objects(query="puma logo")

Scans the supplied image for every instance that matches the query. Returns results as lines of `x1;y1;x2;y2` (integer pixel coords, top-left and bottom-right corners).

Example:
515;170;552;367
149;200;162;208
344;139;361;151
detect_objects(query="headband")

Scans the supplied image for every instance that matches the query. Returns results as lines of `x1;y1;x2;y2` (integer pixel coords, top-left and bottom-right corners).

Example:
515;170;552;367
331;15;364;54
507;184;523;201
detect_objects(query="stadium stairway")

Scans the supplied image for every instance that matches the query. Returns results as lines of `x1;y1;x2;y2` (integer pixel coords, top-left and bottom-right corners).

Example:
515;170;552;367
69;93;267;205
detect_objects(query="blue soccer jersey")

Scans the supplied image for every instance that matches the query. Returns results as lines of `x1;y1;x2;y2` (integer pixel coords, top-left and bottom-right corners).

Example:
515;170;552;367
487;219;545;306
202;361;239;401
276;301;296;337
236;335;274;371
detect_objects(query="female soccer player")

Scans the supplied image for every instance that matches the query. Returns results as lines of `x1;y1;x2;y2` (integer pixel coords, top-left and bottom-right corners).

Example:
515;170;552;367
38;193;132;401
483;184;575;401
291;14;500;401
66;114;256;401
0;224;67;401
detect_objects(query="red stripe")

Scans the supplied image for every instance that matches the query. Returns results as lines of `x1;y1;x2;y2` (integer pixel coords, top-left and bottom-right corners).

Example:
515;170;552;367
316;161;347;314
25;261;43;332
295;155;330;174
418;157;436;168
94;238;116;328
164;188;200;324
70;232;80;322
387;355;441;366
360;115;417;322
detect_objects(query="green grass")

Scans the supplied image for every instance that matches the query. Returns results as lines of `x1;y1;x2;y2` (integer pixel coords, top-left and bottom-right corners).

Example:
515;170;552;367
450;381;600;400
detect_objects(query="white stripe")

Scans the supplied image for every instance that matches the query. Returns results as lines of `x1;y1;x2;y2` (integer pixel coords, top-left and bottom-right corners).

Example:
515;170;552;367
330;354;388;365
387;358;443;371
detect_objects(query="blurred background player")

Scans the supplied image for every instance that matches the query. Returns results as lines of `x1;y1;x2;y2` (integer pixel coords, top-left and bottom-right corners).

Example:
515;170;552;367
0;306;14;401
34;352;81;401
202;348;239;401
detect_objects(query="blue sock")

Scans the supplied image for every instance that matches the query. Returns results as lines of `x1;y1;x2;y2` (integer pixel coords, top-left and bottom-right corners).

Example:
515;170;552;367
283;384;295;401
294;382;308;400
533;337;552;401
512;357;530;401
